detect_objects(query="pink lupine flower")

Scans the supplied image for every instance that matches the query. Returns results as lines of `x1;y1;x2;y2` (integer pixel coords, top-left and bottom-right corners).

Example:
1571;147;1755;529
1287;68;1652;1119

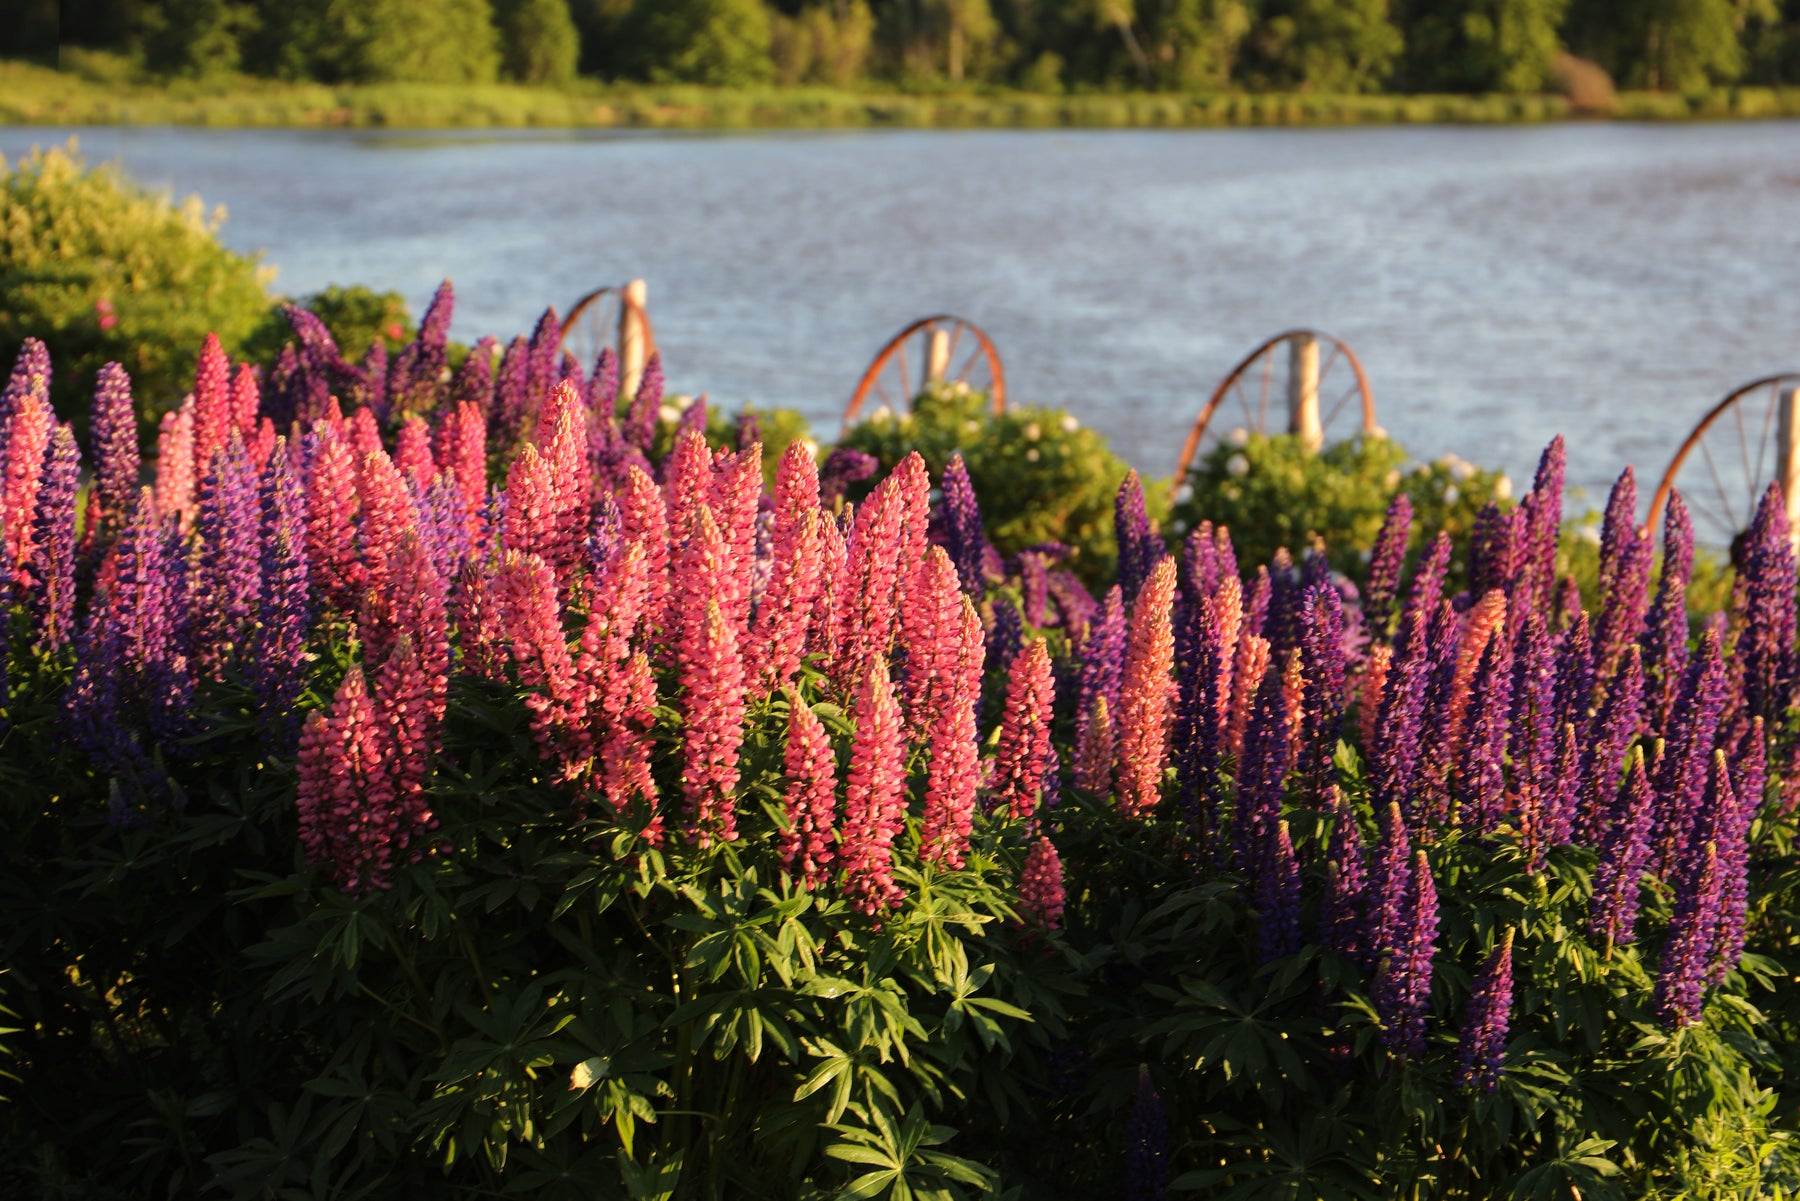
781;691;839;886
663;429;713;544
155;399;198;529
773;440;821;544
1359;643;1394;749
360;534;450;705
921;597;985;867
808;504;849;666
1075;694;1115;794
995;637;1057;821
395;418;437;488
1225;633;1271;763
495;551;591;779
295;667;401;894
248;416;277;474
1019;835;1066;930
192;333;234;475
539;380;591;576
0;389;52;587
502;443;567;573
840;658;908;914
372;633;439;845
670;503;742;658
304;425;365;616
1280;649;1306;757
230;362;262;448
747;505;826;693
832;474;907;688
346;405;383;466
454;561;509;681
577;541;661;832
1115;558;1178;818
434;400;490;537
617;463;670;633
1446;590;1507;753
710;442;763;629
887;452;933;622
1211;575;1244;737
899;546;968;732
681;599;747;846
358;447;422;596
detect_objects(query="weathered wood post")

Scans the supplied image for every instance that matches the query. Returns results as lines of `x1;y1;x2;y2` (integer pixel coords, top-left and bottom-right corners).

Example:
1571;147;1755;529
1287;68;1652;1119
1779;384;1800;547
924;327;951;392
619;278;649;401
1287;332;1322;453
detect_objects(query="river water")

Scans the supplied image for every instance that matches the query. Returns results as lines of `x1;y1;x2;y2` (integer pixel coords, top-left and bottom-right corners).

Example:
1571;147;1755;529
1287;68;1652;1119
6;122;1800;518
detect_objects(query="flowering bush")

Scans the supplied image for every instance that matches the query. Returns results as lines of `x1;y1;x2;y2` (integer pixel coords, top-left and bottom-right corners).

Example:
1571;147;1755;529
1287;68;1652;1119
5;296;1800;1199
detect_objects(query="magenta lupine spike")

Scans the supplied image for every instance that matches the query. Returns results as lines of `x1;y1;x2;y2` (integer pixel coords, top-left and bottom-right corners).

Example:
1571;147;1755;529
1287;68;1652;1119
1243;564;1271;640
780;693;839;886
25;422;78;653
1552;609;1595;742
1466;502;1520;601
1655;838;1723;1028
710;441;763;635
1371;609;1431;826
395;418;436;488
1377;849;1439;1057
576;541;660;832
680;598;747;847
191;333;233;476
1396;533;1451;659
1115;470;1162;605
1508;612;1559;865
295;667;404;894
1114;560;1177;819
356;449;423;626
624;352;664;450
1642;491;1694;734
1;388;52;587
1319;786;1368;960
1368;801;1413;966
1075;585;1127;770
304;425;365;616
388;280;453;412
1733;482;1798;726
1019;835;1067;930
1456;631;1512;835
886;453;934;621
1181;520;1220;601
1363;494;1413;642
0;338;50;431
434;399;489;534
364;534;450;715
921;598;985;867
818;446;878;509
496;551;592;780
542;380;594;577
831;468;909;690
590;345;620;416
617;464;671;633
939;451;989;597
191;435;263;674
1256;819;1303;963
749;506;826;694
1594;467;1654;690
253;439;312;738
899;546;966;731
675;395;708;444
994;638;1057;821
89;363;140;542
663;425;712;533
1653;627;1727;875
1235;670;1291;878
1517;437;1565;614
231;364;263;455
1456;929;1515;1093
372;633;440;849
669;503;742;675
1124;1067;1170;1201
501;442;564;570
1707;743;1756;987
1589;746;1656;948
491;335;533;447
1578;644;1642;842
840;659;908;914
449;335;497;418
807;497;850;664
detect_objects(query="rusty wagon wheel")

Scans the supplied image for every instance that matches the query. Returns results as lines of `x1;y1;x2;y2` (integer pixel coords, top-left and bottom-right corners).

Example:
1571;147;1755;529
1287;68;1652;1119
1170;329;1377;496
1646;373;1800;547
842;315;1006;430
558;284;656;381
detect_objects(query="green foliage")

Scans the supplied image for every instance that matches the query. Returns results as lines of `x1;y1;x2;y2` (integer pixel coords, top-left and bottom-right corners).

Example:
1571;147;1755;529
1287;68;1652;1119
136;0;257;79
0;143;273;429
498;0;582;84
628;0;777;86
1400;0;1570;92
837;382;1151;587
1240;0;1404;92
253;0;503;84
1171;431;1509;585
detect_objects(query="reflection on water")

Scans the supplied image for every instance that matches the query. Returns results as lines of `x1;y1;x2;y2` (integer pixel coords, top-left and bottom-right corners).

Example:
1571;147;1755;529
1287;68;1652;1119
5;121;1799;509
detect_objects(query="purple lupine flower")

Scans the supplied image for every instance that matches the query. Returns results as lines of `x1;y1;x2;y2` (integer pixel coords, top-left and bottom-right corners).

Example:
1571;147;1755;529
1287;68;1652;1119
1123;1068;1170;1201
1243;564;1271;640
1518;436;1565;615
1115;470;1162;605
0;338;51;432
1262;547;1306;657
1376;849;1439;1057
1257;819;1304;963
1709;738;1758;988
492;335;532;447
1578;645;1642;844
559;351;584;397
1655;837;1722;1028
1298;583;1346;790
939;452;989;597
588;491;623;579
1367;800;1413;973
525;307;562;410
27;423;79;652
1552;609;1595;741
1457;632;1512;835
1456;929;1515;1093
818;447;878;509
624;352;664;451
1371;610;1430;827
1467;502;1520;601
357;340;390;426
734;408;762;452
1017;550;1051;626
1653;627;1727;877
450;335;498;417
90;363;141;542
589;346;620;415
191;435;263;675
1047;568;1097;634
1593;467;1653;691
1415;600;1463;829
1077;586;1127;723
1590;746;1656;949
1733;483;1798;727
1172;595;1223;850
389;279;453;412
1212;524;1239;589
1544;721;1581;849
415;471;473;586
1510;613;1558;870
985;596;1024;724
1395;533;1451;660
1363;494;1412;643
675;394;709;444
1319;785;1368;959
1180;520;1220;600
1234;671;1291;884
1553;574;1585;633
1641;492;1693;736
252;439;311;741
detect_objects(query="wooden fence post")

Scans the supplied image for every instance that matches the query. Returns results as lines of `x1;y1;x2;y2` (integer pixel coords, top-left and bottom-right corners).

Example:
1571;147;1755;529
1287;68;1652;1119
1780;385;1800;547
1287;332;1322;453
924;328;950;391
619;278;649;401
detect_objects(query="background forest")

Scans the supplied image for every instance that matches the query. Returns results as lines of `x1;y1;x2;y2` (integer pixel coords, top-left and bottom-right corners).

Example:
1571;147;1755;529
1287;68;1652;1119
7;0;1800;100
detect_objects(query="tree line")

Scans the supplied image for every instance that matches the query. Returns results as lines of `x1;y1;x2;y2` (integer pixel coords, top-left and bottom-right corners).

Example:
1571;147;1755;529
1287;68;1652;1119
27;0;1800;96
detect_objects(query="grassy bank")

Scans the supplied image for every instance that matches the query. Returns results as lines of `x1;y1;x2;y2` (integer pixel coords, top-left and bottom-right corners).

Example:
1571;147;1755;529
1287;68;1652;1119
7;57;1800;130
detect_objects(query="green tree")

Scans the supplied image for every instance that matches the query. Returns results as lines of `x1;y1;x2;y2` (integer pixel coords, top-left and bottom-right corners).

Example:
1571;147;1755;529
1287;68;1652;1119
1563;0;1763;89
0;0;58;61
628;0;776;84
1240;0;1403;91
498;0;582;82
249;0;501;84
137;0;257;79
1399;0;1568;91
1143;0;1254;90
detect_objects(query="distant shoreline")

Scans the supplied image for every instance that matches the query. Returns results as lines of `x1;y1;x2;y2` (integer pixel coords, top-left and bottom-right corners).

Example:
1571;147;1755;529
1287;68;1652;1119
7;59;1800;131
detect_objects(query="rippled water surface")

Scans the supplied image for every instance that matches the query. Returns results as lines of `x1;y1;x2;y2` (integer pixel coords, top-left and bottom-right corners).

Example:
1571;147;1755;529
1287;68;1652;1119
8;122;1800;509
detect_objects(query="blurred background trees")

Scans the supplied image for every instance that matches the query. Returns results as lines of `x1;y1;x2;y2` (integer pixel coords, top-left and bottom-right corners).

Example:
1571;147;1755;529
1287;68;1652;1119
40;0;1800;94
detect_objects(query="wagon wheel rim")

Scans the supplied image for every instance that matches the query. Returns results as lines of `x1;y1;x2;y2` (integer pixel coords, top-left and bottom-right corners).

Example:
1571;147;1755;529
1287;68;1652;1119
843;314;1007;431
559;284;658;386
1646;372;1800;546
1169;329;1376;502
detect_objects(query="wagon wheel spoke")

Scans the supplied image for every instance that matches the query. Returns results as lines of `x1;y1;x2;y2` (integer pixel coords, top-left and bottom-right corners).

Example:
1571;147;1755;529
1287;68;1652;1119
955;344;985;386
1753;381;1780;502
1324;380;1360;432
1697;437;1744;535
944;322;966;366
1257;352;1275;433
